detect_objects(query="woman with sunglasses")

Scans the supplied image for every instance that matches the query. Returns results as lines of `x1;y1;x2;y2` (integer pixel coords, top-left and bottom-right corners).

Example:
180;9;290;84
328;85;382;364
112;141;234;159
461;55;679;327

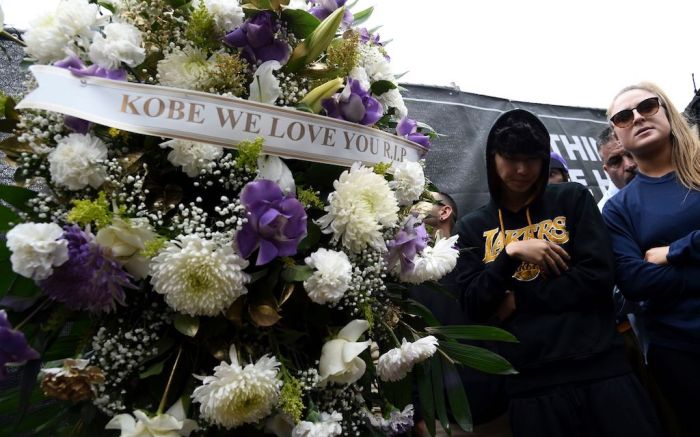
603;82;700;436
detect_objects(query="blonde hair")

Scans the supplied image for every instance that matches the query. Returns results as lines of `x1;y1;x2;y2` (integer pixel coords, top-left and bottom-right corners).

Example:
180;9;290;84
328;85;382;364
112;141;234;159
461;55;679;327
607;82;700;191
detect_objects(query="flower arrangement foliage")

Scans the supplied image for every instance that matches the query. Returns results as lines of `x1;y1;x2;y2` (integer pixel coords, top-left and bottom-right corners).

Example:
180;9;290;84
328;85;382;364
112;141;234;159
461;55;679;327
0;1;515;435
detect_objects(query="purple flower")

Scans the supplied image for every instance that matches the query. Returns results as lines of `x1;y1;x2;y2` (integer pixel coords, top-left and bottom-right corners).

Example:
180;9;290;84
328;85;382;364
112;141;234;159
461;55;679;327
40;225;132;313
309;0;353;28
223;11;291;65
237;179;307;266
54;56;127;133
386;215;429;274
322;78;383;125
397;117;431;149
0;310;39;381
358;28;382;45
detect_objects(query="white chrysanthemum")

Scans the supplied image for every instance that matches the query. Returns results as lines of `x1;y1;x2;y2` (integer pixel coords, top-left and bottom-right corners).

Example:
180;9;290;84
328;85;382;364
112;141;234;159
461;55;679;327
150;235;250;316
359;44;393;82
192;345;282;429
106;399;199;437
304;248;352;305
376;88;408;119
205;0;244;32
157;46;212;90
24;0;100;63
292;411;343;437
390;161;425;206
48;133;108;190
160;139;223;177
399;235;459;284
95;217;156;279
316;163;399;253
6;223;69;280
377;336;438;382
89;22;145;69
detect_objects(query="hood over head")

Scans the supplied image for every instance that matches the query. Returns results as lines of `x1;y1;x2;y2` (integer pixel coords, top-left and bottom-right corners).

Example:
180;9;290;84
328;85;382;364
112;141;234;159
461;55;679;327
485;109;551;208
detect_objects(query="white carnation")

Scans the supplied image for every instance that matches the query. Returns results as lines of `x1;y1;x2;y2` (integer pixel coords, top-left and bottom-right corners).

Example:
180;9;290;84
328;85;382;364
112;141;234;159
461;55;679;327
399;235;459;284
24;0;100;63
377;336;438;382
292;411;343;437
205;0;244;32
376;88;408;119
348;66;370;90
150;235;250;316
157;46;212;91
390;161;425;206
192;345;282;429
48;133;108;190
89;22;145;69
359;44;394;82
6;223;69;280
316;163;399;254
160;139;223;177
304;248;352;305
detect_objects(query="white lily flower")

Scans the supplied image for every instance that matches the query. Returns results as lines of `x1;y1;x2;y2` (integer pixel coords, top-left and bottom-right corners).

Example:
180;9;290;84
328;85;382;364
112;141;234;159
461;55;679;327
256;155;296;195
249;60;282;104
319;319;371;385
105;398;199;437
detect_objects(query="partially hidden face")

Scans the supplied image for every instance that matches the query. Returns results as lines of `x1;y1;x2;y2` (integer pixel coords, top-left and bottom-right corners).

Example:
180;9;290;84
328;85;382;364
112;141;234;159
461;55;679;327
494;152;543;195
600;141;637;189
609;89;671;158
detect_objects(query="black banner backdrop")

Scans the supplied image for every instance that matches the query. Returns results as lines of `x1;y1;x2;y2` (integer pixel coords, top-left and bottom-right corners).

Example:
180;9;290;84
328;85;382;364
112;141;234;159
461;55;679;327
403;84;611;218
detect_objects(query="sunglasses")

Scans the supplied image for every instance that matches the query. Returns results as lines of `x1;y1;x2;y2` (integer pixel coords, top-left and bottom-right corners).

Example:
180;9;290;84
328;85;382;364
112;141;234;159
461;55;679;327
610;97;662;128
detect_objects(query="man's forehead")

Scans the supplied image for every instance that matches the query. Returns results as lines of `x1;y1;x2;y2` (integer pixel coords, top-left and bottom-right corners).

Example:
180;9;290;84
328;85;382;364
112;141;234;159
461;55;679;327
601;141;624;157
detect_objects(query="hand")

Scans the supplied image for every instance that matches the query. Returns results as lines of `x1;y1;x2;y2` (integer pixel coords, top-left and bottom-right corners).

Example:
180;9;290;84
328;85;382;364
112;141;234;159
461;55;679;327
496;291;516;321
505;239;570;275
645;246;669;265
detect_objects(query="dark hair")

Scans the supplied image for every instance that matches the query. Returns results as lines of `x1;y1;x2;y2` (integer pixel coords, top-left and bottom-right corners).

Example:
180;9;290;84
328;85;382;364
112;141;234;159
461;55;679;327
436;192;458;223
596;126;615;153
490;119;550;158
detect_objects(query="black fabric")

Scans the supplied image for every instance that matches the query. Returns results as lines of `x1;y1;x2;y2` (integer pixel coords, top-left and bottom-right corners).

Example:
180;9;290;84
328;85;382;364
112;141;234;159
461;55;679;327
456;183;626;393
647;345;700;437
508;373;662;437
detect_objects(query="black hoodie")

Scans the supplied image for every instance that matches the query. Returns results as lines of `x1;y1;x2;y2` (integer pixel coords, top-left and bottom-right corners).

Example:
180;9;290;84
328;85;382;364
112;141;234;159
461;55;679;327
454;110;628;395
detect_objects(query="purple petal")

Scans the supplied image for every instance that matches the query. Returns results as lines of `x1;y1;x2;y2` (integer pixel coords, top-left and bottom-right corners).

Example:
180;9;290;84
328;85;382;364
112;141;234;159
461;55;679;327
360;95;383;125
246;22;273;48
309;6;331;21
224;27;248;48
322;97;341;118
64;116;91;134
255;40;291;64
54;55;85;70
237;223;260;259
259;208;283;228
396;117;417;137
407;132;431;149
341;94;367;123
256;238;279;266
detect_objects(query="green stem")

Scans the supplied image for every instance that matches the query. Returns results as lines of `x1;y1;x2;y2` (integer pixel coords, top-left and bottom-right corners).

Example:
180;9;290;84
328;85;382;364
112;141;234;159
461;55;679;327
15;298;50;331
157;346;183;415
0;30;26;47
381;319;401;347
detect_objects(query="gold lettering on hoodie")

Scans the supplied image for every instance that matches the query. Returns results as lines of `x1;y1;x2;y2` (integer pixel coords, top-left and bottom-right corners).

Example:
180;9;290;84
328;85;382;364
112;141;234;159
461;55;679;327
482;216;569;264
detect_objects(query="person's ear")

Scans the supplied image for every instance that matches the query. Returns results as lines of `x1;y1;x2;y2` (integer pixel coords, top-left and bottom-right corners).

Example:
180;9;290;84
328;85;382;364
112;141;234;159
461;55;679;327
439;205;452;222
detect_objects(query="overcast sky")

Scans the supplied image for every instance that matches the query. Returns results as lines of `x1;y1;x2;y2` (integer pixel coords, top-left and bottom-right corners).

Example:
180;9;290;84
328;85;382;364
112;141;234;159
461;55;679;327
3;0;698;110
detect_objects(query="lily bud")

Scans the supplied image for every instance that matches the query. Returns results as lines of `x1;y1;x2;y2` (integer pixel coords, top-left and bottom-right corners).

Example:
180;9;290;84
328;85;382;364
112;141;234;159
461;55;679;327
286;6;345;71
298;77;344;113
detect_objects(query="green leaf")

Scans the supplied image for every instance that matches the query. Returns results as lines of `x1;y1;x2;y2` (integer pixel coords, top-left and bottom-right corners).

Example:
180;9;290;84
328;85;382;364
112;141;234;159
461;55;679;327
281;264;313;282
426;325;519;343
97;1;116;13
0;184;37;213
381;376;412;409
139;359;165;379
249;268;270;284
165;0;190;8
370;80;397;96
416;362;436;437
431;356;451;436
0;203;20;232
440;342;517;375
443;359;473;433
281;8;321;39
405;299;440;326
297;221;321;252
352;6;374;26
173;314;200;337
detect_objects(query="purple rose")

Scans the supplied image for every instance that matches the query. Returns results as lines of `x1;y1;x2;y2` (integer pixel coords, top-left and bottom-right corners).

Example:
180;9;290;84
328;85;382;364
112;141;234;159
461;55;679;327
237;179;307;266
0;310;39;381
386;215;429;274
54;55;127;133
309;0;353;28
322;78;383;126
224;11;291;66
40;225;132;313
397;117;431;149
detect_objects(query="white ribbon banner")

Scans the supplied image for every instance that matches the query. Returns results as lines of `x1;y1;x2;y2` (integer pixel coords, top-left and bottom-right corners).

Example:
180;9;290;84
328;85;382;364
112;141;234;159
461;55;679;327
17;65;427;167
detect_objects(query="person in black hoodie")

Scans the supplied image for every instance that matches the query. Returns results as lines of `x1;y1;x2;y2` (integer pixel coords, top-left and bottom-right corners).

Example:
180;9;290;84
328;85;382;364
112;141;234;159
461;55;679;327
454;109;661;437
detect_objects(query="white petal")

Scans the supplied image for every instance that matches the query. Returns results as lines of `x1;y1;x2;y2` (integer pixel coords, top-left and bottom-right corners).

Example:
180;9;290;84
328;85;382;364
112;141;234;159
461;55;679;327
341;340;370;364
249;60;282;104
338;319;369;342
105;414;137;433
